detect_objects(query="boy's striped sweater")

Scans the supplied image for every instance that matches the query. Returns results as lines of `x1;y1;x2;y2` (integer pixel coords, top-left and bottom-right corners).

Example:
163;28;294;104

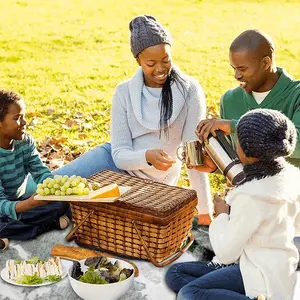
0;133;52;219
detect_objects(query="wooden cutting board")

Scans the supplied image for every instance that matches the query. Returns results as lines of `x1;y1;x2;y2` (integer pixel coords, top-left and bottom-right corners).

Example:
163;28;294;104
51;244;139;277
34;186;131;203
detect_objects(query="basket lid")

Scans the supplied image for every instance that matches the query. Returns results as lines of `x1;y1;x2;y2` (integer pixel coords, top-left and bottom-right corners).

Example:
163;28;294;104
88;170;197;218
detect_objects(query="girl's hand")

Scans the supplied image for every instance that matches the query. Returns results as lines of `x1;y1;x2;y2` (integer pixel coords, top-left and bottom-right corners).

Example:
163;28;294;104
146;149;176;171
213;193;230;217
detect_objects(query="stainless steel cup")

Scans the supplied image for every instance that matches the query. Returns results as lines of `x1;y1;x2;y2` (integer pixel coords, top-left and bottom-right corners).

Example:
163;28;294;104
177;140;203;166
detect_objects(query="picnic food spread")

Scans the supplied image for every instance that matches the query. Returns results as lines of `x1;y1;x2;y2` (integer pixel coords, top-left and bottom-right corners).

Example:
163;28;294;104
70;257;133;284
6;257;63;285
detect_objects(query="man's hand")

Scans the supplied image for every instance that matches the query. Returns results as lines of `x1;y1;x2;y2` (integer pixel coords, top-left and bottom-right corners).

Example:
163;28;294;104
146;149;176;171
196;118;232;144
213;193;230;217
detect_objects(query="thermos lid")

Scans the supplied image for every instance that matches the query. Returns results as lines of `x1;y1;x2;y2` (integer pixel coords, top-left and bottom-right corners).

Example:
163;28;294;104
231;172;246;185
208;131;239;161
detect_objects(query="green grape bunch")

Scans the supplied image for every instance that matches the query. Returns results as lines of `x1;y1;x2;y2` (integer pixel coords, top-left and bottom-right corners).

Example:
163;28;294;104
36;175;91;196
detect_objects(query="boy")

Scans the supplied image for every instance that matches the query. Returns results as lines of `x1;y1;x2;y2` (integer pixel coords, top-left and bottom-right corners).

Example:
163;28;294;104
0;90;70;246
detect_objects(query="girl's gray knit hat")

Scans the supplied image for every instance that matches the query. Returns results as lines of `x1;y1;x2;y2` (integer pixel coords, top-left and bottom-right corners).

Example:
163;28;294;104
129;15;171;58
237;108;297;160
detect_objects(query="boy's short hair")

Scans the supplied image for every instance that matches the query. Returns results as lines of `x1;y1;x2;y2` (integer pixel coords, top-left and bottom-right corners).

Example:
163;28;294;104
0;90;23;121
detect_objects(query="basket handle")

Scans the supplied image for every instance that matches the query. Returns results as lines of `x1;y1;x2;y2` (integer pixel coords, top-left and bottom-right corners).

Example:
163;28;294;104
132;220;194;267
65;210;94;242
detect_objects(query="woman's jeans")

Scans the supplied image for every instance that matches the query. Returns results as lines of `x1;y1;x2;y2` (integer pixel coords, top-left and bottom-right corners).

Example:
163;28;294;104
166;261;254;300
54;142;124;177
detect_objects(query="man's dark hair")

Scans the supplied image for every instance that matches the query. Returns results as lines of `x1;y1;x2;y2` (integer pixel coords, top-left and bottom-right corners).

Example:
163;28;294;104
230;29;275;59
0;90;22;121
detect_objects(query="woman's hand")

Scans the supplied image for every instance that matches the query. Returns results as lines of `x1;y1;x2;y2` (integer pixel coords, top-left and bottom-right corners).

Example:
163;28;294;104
146;149;176;171
213;193;230;217
189;149;218;173
196;118;231;144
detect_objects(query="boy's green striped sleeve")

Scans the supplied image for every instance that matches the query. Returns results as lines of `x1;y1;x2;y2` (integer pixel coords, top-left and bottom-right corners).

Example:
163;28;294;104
0;182;18;220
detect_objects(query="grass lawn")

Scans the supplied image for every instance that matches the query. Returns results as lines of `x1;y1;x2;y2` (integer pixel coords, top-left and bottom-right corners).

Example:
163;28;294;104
1;0;300;191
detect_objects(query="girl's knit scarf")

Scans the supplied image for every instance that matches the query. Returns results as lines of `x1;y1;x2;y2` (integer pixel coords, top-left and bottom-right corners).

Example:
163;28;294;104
240;158;287;185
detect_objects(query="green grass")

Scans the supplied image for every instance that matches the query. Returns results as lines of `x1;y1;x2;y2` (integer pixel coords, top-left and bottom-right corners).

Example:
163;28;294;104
1;0;300;192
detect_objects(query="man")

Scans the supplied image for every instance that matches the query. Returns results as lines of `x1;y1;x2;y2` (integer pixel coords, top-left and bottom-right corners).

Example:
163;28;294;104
196;29;300;266
197;29;300;170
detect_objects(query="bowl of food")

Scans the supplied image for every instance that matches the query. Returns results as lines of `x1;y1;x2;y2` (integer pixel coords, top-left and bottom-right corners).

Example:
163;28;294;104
68;256;134;300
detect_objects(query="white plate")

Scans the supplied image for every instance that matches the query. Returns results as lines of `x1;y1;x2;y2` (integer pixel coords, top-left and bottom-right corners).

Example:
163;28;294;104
0;260;70;287
34;186;131;203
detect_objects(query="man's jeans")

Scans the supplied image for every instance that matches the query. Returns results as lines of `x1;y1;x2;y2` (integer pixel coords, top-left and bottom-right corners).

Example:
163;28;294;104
166;261;254;300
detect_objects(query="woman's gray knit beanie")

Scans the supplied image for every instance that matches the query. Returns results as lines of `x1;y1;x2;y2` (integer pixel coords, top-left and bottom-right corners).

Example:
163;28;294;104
129;15;171;58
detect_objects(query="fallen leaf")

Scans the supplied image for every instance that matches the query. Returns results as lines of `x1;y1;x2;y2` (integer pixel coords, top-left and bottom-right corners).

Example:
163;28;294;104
72;140;88;146
50;144;63;151
49;158;65;170
52;137;69;144
27;112;41;118
39;137;53;148
78;133;88;139
28;116;39;129
64;119;77;127
36;135;85;171
47;108;55;115
74;112;84;118
49;151;64;160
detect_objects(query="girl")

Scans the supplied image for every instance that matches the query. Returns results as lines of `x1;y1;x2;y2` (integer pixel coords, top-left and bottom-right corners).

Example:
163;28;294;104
50;15;212;225
166;108;300;300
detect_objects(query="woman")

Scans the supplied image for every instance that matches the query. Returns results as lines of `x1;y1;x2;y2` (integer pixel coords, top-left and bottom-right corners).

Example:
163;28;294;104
52;15;212;224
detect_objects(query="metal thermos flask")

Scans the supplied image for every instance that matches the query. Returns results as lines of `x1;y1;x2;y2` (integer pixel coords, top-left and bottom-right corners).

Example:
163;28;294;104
204;131;245;185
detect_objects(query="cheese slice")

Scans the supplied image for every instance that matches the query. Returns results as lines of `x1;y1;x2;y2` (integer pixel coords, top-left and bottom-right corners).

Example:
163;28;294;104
89;184;120;199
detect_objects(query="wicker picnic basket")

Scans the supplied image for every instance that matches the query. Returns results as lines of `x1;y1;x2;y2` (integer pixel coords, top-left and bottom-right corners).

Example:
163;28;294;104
66;170;197;267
